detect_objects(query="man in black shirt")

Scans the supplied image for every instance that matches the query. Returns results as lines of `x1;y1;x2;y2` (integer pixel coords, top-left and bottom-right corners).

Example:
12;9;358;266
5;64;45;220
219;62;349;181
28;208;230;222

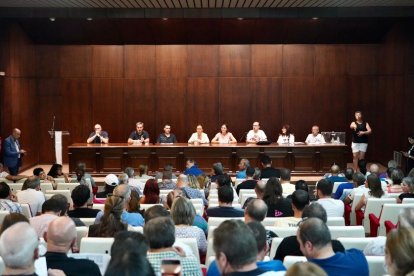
236;166;257;195
128;121;150;144
206;185;244;218
260;155;281;179
68;185;100;218
156;124;178;144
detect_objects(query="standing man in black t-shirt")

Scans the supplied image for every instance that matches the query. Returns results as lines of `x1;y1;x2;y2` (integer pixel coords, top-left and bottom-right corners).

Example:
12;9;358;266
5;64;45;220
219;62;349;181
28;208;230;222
128;121;150;144
86;124;109;144
350;111;372;171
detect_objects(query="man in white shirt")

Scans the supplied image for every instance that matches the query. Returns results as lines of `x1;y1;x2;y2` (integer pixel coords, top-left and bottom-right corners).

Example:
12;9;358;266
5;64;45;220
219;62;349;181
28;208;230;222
305;125;325;144
280;168;295;195
315;179;344;217
246;122;267;144
29;198;61;238
16;176;45;216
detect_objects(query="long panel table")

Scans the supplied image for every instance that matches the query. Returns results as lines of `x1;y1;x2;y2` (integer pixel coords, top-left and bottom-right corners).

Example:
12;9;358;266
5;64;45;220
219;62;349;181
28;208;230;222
68;143;348;176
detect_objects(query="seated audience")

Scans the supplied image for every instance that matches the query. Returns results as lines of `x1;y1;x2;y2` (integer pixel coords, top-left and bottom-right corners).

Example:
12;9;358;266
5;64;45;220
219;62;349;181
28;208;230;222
286;262;327;276
325;164;346;183
385;228;414;276
208;221;285;276
297;217;368;276
0;181;22;213
45;217;101;275
242;178;266;209
355;174;386;212
344;172;369;205
177;174;207;205
184;159;204;176
333;168;355;199
379;160;397;179
188;174;202;189
213;220;266;275
293;180;316;202
274;203;345;262
262;177;293;217
171;197;207;254
0;162;28;181
124;167;143;194
72;162;96;191
236;158;250;179
33;167;57;189
214;174;238;202
145;217;202;276
236;166;257;195
210;162;224;183
398;177;414;203
388;168;404;193
280;168;295;195
16;176;45;216
105;231;155;276
367;163;380;176
89;196;127;237
30;198;62;238
51;193;84;227
155;164;177;180
158;170;176;190
137;164;152;179
47;163;69;183
68;185;100;218
275;190;309;227
127;190;144;214
260;155;281;179
315;178;344;217
0;213;29;234
140;179;161;204
206;185;244;217
96;173;119;198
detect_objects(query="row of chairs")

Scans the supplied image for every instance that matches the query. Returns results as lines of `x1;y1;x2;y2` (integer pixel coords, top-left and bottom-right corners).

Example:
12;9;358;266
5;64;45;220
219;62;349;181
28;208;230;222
207;216;345;227
8;182;80;194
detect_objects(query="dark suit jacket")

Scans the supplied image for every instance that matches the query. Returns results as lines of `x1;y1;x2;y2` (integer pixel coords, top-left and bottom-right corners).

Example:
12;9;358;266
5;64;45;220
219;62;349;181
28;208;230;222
3;135;21;168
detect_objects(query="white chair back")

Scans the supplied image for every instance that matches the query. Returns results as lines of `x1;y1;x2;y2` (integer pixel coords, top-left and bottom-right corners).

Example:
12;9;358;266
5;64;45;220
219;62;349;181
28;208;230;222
75;226;89;250
363;198;396;234
378;203;414;236
269;237;284;259
207;217;244;227
57;183;79;193
239;189;256;205
93;204;105;212
350;193;363;225
80;237;114;254
283;256;307;269
54;178;66;183
327;217;345;226
265;227;297;238
175;238;200;264
337;237;377;250
21;203;32;218
79;218;95;226
140;203;163;210
8;183;23;192
40;183;54;193
159;189;173;196
402;198;414;203
366;256;387;276
45;190;72;203
329;226;365;239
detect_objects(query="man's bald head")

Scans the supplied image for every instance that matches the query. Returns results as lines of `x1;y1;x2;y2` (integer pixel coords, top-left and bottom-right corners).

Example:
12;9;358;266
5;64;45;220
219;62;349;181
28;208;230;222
12;128;21;139
114;183;131;199
369;163;379;174
46;217;76;250
177;174;188;188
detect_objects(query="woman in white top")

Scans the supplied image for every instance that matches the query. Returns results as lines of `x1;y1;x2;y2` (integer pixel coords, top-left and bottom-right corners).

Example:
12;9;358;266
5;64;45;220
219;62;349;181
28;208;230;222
211;124;237;144
277;124;295;144
188;124;210;144
355;174;386;212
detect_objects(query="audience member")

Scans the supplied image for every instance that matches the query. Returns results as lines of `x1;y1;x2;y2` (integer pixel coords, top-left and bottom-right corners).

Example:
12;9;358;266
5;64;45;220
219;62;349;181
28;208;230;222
16;176;45;216
293;180;316;201
236;166;257;195
262;177;293;217
171;197;207;254
285;262;327;276
0;213;29;234
325;164;346;183
68;184;100;218
51;193;84;227
96;174;119;198
158;170;176;190
124;167;143;194
260;155;281;179
137;164;152;179
333;168;355;199
385;228;414;276
367;163;380;176
275;190;309;227
379;160;397;179
206;185;244;217
297;217;368;276
89;196;127;237
45;217;101;275
72;167;94;201
315;179;344;217
144;205;170;222
33;167;57;189
396;176;414;204
72;162;96;190
177;174;207;205
274;203;345;262
344;172;369;205
388;168;404;193
236;158;250;179
127;190;143;214
0;181;22;213
140;179;161;204
184;159;204;176
30;198;61;237
47;163;69;183
105;231;155;276
211;162;224;183
145;217;202;276
280;168;295;195
355;174;386;212
0;162;28;181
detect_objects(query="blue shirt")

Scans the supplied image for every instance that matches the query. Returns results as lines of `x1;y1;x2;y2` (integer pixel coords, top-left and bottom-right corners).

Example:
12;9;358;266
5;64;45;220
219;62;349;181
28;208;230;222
207;260;285;276
334;183;354;199
327;176;347;184
94;210;145;227
193;214;208;236
184;165;204;177
310;249;368;276
236;170;246;179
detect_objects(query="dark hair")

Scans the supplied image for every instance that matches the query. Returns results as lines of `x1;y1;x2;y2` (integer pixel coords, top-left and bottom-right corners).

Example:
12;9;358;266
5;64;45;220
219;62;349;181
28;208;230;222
144;205;170;223
0;213;29;235
298;217;331;249
302;203;327;223
111;231;149;257
295;180;309;192
316;179;332;196
358;159;367;175
217;174;232;187
246;167;255;177
47;164;62;178
280;168;291;181
127;190;142;214
213;220;258;269
213;162;224;176
41;199;62;213
50;194;69;215
245;199;268;222
33;167;44;176
218;185;234;204
367;174;384;198
391;168;404;185
97;196;127;237
0;182;10;199
246;221;267;252
260;155;272;166
344;168;354;181
144;217;175;249
162;170;173;180
263;177;283;205
279;124;291;136
71;185;90;207
142;179;160;204
138;165;148;177
291;190;310;211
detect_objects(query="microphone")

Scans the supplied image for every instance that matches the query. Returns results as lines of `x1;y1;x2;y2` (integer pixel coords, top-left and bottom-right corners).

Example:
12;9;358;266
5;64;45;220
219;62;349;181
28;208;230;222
50;115;56;139
239;132;248;142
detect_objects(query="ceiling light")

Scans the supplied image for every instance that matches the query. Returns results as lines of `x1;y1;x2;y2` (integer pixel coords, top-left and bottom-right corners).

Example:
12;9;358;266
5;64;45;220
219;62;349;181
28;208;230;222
162;17;168;21
312;17;319;20
87;18;93;21
237;17;244;20
49;17;55;22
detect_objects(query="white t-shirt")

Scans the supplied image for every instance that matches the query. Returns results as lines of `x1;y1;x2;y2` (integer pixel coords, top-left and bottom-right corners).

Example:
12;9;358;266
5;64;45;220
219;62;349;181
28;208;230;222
316;198;344;217
281;183;296;195
0;171;9;178
277;134;295;144
274;217;301;227
188;133;210;144
246;130;267;142
30;213;58;238
305;133;326;144
17;188;46;216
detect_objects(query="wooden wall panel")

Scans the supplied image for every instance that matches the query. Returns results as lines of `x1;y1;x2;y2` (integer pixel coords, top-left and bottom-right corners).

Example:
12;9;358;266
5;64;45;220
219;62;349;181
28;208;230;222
156;45;188;78
219;45;251;77
7;25;35;77
36;46;60;78
346;45;378;75
188;45;219;77
123;79;156;142
124;45;156;78
283;45;314;77
219;78;252;140
250;77;282;141
60;46;92;78
251;45;283;77
314;45;347;76
92;45;124;78
186;78;219;140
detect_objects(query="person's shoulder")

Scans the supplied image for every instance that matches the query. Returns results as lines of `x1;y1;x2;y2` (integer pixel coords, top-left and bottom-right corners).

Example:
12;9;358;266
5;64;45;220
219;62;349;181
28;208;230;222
68;255;101;269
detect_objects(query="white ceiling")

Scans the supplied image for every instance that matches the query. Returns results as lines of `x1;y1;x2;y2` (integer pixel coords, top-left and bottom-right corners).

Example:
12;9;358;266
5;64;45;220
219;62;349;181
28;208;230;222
1;0;414;9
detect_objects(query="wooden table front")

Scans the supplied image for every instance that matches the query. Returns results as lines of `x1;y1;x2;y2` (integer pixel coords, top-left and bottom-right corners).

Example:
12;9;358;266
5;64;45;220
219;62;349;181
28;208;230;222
68;143;348;175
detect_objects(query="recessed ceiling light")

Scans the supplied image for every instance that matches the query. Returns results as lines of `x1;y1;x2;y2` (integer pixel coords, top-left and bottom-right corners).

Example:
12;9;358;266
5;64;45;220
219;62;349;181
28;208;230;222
162;17;168;21
312;17;319;20
237;17;244;20
49;17;55;22
87;17;93;21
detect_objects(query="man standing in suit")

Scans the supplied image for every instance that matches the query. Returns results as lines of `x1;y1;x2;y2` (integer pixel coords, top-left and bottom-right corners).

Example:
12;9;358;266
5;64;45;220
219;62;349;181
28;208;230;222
3;128;26;175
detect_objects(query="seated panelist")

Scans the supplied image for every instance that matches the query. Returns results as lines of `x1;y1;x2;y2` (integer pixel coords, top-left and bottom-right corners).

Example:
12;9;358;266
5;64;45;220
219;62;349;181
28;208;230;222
86;124;109;144
211;124;237;144
156;124;177;144
128;122;150;144
188;124;209;144
277;124;295;144
305;125;325;144
246;122;267;144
